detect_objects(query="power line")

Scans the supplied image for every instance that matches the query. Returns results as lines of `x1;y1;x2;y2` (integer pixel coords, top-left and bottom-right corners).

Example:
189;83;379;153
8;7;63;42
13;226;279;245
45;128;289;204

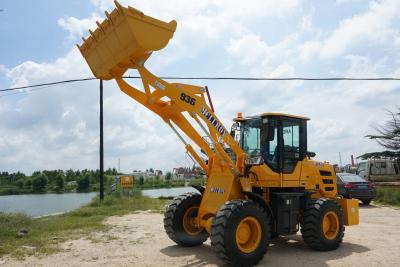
0;77;96;92
1;76;400;93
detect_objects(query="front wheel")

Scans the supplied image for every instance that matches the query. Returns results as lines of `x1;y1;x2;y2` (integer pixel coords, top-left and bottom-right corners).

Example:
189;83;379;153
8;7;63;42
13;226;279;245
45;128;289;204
300;198;345;251
210;200;271;266
163;192;208;246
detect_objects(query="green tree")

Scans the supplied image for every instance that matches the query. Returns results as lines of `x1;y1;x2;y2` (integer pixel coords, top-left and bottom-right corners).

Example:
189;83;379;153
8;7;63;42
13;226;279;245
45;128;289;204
32;173;48;193
366;108;400;151
361;107;400;162
165;172;172;180
66;169;76;182
43;170;58;184
55;173;65;191
77;173;90;192
24;179;32;189
15;179;24;189
139;176;144;186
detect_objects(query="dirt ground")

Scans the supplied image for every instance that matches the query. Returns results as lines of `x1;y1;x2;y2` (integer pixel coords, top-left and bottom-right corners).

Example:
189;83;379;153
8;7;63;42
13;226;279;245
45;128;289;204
2;204;400;267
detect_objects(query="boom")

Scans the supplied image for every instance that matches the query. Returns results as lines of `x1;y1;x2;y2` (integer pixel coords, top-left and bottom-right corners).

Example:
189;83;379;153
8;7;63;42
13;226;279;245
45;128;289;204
116;65;246;176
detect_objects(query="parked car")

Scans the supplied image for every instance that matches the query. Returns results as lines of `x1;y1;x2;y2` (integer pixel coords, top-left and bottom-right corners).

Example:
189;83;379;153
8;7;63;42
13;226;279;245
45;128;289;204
336;173;376;205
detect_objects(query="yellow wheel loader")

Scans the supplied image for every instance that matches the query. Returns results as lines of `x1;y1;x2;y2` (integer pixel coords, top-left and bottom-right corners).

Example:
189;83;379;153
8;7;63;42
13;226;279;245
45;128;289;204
78;2;359;266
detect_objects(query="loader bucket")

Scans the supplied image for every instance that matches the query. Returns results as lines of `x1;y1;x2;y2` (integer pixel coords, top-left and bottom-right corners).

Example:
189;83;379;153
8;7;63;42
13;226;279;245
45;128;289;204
78;0;177;80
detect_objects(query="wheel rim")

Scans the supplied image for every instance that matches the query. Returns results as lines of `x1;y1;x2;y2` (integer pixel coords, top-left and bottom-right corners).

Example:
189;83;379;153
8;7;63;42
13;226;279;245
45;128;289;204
182;206;202;235
322;211;339;240
235;216;262;253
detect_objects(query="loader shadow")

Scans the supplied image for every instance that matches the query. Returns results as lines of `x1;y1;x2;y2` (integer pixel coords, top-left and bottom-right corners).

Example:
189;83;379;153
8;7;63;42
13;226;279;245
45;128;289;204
260;234;370;267
160;243;224;267
160;234;370;267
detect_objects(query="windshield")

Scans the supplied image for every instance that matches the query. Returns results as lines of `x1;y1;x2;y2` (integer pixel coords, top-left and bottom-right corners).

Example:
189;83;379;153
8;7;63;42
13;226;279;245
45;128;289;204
357;162;366;172
241;118;261;156
338;174;366;183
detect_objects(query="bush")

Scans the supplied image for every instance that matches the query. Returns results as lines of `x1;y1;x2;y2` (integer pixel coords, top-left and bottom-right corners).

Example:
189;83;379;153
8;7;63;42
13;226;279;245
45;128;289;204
15;179;24;189
32;174;48;193
77;174;90;192
376;187;400;206
55;174;65;192
24;179;32;189
0;187;22;195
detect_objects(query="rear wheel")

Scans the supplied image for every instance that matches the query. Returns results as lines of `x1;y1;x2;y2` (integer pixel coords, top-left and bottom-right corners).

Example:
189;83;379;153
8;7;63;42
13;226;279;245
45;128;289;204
210;200;271;266
300;198;344;251
163;192;208;246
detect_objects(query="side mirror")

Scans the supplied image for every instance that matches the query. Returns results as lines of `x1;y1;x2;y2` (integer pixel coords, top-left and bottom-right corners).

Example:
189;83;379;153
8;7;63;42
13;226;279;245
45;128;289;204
230;122;240;137
307;151;316;158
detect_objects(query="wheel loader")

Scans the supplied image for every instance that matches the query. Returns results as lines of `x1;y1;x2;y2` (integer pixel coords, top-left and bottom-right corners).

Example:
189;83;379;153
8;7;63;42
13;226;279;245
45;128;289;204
78;1;359;266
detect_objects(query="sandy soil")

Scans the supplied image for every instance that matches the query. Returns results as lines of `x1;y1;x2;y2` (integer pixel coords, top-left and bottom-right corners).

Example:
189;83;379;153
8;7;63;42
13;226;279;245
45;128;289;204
2;204;400;267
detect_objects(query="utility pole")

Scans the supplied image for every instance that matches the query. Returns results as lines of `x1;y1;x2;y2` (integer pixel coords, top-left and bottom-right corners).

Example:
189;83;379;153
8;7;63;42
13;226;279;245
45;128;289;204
99;80;104;202
339;152;343;169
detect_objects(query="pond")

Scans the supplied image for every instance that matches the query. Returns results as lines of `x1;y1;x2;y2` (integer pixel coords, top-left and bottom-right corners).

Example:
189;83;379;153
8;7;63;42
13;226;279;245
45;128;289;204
142;187;198;198
0;192;97;217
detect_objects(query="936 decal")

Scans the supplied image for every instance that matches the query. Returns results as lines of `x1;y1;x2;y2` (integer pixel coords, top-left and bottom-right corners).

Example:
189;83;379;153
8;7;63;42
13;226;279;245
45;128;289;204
180;93;196;106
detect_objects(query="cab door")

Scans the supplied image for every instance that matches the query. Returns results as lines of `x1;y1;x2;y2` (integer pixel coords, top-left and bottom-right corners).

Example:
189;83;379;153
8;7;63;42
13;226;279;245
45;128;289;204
281;119;305;185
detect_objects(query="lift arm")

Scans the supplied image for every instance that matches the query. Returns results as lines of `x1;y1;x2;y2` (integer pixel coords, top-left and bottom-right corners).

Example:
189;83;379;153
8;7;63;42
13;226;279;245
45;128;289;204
116;65;246;176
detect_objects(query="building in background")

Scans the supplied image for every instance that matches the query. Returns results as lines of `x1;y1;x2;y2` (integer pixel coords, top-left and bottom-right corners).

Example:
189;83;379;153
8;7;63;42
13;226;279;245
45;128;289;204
172;166;205;180
131;168;165;180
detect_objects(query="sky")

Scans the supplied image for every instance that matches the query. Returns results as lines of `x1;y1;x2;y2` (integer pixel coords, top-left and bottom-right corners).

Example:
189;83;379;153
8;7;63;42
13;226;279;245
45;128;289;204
0;0;399;174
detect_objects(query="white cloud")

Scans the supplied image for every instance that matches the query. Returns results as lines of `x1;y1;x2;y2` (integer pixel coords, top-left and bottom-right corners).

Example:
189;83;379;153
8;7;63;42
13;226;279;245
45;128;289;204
394;35;400;48
58;13;102;40
4;49;91;87
320;0;400;58
225;33;298;70
299;41;321;62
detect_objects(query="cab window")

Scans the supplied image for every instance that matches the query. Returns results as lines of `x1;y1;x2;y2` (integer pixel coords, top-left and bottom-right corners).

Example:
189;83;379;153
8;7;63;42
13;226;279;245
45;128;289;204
242;119;261;156
282;121;300;173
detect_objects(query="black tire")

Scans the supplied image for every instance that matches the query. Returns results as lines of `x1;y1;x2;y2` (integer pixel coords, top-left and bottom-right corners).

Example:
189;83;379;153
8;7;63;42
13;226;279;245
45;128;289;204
300;198;345;251
163;192;208;246
271;231;279;239
210;200;271;267
362;199;372;205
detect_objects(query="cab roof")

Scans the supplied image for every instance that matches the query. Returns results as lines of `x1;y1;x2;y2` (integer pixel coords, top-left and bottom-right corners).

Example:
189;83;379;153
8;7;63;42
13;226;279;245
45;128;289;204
234;112;310;122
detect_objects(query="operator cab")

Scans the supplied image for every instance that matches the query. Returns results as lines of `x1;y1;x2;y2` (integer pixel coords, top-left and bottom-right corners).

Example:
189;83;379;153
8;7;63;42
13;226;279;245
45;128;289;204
232;113;310;174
